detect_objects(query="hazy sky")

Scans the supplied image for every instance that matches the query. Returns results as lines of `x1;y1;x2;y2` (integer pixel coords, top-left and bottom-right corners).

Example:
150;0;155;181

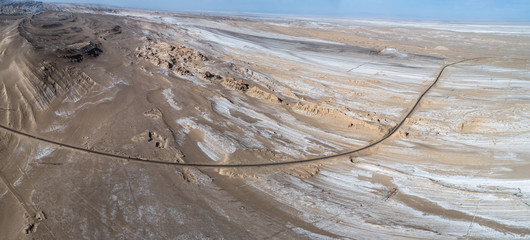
41;0;530;21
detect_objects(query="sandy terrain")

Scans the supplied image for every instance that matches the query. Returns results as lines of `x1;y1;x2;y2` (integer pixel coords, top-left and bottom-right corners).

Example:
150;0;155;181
0;2;529;239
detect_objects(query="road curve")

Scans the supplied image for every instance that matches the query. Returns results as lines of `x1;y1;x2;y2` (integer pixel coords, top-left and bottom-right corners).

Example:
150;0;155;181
0;59;479;168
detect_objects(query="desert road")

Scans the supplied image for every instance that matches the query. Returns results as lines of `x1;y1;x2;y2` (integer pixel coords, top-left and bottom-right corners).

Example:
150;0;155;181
0;59;481;168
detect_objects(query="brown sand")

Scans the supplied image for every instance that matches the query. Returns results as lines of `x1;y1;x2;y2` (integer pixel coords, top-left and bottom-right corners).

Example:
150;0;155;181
0;3;529;239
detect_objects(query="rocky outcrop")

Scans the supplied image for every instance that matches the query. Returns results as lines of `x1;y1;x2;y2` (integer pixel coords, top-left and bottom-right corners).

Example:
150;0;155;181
136;39;208;76
222;77;248;92
143;108;162;119
231;64;283;91
57;41;102;62
246;86;282;103
131;130;168;149
293;102;394;132
200;71;222;80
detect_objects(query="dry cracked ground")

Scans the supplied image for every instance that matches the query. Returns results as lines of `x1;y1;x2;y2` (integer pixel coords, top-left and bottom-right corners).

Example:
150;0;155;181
0;2;529;239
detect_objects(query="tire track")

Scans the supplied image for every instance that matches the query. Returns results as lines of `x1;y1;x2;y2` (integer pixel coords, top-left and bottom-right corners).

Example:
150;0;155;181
0;58;480;168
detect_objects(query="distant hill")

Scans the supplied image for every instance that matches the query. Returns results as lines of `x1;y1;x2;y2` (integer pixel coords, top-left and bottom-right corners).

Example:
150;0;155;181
0;1;45;15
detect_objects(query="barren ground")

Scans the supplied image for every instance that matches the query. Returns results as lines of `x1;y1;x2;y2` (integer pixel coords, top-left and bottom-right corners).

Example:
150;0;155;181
0;3;529;239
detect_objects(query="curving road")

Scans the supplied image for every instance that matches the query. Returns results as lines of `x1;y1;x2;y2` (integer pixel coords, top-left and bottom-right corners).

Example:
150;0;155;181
0;59;480;168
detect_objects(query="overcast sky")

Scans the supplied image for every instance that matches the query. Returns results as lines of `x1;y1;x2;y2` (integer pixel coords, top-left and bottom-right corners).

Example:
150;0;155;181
40;0;530;21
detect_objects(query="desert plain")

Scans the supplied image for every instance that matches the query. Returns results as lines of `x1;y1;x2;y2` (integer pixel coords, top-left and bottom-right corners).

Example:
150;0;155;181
0;2;529;239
